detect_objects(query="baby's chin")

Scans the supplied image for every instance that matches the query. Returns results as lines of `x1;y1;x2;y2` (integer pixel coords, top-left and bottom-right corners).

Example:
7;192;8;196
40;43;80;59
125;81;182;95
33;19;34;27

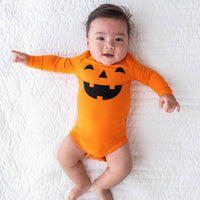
94;56;124;66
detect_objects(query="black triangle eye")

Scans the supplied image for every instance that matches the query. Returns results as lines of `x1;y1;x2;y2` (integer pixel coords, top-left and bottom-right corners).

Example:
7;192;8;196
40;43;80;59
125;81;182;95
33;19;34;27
115;67;125;74
84;65;94;70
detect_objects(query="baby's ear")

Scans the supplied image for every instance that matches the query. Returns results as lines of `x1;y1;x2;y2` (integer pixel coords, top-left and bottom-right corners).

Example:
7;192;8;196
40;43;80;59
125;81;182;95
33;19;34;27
86;36;90;49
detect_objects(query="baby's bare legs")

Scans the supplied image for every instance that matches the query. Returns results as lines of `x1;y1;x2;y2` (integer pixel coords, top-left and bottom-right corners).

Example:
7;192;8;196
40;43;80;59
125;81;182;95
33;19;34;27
94;143;132;200
57;135;91;200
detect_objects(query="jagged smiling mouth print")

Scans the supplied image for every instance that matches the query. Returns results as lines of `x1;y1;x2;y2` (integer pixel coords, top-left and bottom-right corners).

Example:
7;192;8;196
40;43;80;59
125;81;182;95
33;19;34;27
84;82;122;100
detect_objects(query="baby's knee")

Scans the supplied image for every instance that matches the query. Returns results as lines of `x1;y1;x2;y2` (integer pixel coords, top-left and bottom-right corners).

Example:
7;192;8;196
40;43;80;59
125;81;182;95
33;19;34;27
111;158;132;179
57;148;75;168
120;159;132;176
125;161;133;176
57;148;66;166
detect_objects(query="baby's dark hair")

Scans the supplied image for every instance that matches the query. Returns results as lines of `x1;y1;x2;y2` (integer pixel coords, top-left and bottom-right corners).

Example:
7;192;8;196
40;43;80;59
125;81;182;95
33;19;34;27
86;4;133;38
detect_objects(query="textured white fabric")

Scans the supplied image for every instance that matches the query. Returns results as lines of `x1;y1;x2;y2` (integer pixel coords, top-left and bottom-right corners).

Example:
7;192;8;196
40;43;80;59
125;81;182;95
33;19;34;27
1;0;200;199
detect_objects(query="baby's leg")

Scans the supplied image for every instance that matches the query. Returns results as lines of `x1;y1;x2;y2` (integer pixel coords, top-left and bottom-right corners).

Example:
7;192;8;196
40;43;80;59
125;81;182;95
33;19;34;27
94;143;132;200
57;135;91;200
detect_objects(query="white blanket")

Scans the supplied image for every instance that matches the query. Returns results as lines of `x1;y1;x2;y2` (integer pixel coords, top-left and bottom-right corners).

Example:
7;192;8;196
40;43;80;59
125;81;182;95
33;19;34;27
1;0;200;199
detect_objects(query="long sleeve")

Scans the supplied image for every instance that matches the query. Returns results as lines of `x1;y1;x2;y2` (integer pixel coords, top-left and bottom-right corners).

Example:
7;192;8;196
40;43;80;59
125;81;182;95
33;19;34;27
125;53;173;96
26;55;77;73
26;51;91;74
129;56;173;97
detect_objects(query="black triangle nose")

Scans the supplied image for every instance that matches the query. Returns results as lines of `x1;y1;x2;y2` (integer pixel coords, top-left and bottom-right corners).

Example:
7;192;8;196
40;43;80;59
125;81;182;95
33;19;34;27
99;70;107;78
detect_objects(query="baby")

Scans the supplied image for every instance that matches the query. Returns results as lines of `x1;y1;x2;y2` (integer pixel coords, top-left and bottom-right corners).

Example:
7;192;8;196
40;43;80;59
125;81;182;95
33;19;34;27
12;4;180;200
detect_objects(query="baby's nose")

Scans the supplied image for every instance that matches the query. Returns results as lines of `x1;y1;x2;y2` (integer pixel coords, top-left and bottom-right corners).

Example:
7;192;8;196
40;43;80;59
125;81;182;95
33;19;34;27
104;41;114;50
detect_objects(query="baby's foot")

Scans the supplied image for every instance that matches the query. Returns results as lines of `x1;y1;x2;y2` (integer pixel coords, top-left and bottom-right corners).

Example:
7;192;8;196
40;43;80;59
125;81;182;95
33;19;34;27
93;182;113;200
68;184;91;200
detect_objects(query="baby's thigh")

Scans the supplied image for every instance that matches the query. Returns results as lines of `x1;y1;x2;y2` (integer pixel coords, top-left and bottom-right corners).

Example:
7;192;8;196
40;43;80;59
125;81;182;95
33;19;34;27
106;143;132;176
57;134;86;167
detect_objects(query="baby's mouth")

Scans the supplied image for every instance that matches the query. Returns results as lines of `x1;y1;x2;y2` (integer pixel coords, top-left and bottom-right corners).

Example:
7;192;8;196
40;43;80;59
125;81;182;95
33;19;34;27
103;53;114;58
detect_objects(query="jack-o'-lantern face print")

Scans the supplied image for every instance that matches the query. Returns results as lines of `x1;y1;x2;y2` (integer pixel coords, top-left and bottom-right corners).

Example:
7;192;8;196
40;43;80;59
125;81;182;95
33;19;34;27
83;64;126;100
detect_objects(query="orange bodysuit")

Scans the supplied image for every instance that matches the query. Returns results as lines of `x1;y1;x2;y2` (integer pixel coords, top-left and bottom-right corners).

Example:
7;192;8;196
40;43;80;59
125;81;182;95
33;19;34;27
27;50;173;161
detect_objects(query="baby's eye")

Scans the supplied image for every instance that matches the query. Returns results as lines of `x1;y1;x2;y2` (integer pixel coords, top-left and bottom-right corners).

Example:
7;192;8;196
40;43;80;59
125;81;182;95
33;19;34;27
115;38;123;42
97;37;104;41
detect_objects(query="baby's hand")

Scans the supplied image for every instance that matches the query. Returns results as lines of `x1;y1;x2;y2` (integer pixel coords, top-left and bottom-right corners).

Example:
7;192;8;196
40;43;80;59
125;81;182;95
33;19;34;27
159;94;180;113
11;50;28;65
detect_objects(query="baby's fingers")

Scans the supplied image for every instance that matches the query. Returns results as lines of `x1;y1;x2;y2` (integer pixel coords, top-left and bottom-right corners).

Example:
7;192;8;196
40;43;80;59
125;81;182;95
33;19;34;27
12;50;24;57
159;98;164;110
11;50;28;65
13;56;24;63
164;101;172;113
165;101;180;113
176;102;180;112
165;105;175;113
11;50;21;54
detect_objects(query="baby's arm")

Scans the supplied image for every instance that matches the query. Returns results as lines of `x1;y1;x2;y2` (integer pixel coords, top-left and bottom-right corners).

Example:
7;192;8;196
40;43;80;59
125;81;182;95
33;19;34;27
11;50;76;73
12;50;28;65
11;50;59;71
131;60;180;113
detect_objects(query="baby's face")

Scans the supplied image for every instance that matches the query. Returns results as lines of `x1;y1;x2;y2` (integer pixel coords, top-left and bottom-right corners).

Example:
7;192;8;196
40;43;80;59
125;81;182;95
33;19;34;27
86;18;129;65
